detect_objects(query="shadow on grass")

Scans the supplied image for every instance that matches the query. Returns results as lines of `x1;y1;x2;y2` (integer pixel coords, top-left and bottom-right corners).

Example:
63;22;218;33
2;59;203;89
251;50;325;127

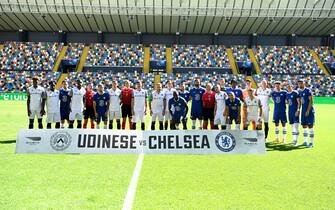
0;140;16;144
266;142;309;152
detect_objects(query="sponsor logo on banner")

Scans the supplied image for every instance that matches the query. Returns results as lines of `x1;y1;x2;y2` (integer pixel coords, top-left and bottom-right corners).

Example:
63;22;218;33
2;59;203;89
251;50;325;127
50;131;72;151
25;137;41;145
215;131;236;152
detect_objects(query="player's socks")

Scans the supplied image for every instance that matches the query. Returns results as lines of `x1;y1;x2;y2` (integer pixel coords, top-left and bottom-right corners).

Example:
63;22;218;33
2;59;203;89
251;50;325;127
264;122;269;140
47;123;51;129
221;125;227;130
83;119;88;129
104;125;107;129
29;119;34;129
109;121;113;129
151;122;155;130
291;124;297;143
227;124;231;130
116;120;121;129
192;120;196;129
309;128;314;144
282;127;287;143
69;121;74;129
77;120;82;129
199;120;203;129
122;120;126;129
159;122;164;130
90;120;95;129
203;122;208;129
132;123;136;130
214;125;219;129
294;123;300;140
38;119;43;129
210;122;214;130
303;128;308;144
235;124;240;130
61;124;65;129
55;122;60;129
275;126;279;141
141;123;145;131
182;121;187;130
175;123;180;130
164;121;168;130
97;124;100;129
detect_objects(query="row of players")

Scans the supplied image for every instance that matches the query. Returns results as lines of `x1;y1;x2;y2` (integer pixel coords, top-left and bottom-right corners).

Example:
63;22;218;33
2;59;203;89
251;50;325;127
27;77;315;147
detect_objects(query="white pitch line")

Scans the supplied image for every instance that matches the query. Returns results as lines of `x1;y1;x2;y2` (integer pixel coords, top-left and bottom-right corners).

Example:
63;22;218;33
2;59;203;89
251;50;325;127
122;153;144;210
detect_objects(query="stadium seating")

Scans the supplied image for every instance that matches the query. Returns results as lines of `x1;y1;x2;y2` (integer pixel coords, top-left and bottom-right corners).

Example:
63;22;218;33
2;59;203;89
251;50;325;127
85;44;144;67
313;46;335;63
0;42;62;71
150;44;166;60
231;45;250;62
63;43;85;60
253;74;335;96
0;71;60;92
172;45;231;68
254;46;322;74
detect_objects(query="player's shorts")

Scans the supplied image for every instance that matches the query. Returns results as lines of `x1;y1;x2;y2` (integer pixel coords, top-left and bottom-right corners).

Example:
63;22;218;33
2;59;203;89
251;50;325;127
272;111;287;124
132;111;145;123
46;112;61;123
261;106;270;123
96;113;108;123
109;110;121;120
69;110;83;121
84;106;95;119
288;110;300;124
214;112;226;125
301;111;315;126
164;110;172;120
60;108;70;121
246;115;260;125
227;114;239;124
152;112;164;122
191;107;202;120
202;108;214;121
29;110;42;120
122;104;132;118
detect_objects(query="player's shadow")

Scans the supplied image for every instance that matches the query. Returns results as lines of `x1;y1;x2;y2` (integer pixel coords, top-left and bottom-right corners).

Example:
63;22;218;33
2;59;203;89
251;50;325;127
266;142;308;152
0;140;16;144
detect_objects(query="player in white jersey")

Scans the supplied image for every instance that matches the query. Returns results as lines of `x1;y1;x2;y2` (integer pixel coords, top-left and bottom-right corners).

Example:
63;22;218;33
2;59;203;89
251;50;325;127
132;81;147;130
27;77;46;129
244;89;262;130
69;80;86;128
108;80;122;129
149;83;166;130
163;80;176;130
45;81;61;129
255;80;271;140
214;84;228;130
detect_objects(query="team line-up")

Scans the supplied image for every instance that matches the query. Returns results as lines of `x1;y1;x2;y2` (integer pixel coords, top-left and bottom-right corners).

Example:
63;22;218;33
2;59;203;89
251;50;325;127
27;77;315;148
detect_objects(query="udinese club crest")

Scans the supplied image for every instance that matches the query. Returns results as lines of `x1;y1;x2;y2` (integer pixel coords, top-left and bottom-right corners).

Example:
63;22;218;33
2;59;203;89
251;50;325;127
215;131;236;152
50;131;72;151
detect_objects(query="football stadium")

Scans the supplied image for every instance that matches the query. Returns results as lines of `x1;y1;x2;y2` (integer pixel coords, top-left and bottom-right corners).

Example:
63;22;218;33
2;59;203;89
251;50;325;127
1;0;335;209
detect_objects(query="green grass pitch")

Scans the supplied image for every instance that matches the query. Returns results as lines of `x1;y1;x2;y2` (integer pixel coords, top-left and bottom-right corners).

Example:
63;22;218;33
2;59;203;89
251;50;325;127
1;101;335;209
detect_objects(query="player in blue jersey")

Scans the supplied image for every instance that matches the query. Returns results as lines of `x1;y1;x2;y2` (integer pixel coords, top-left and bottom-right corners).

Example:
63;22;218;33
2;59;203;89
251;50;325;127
226;80;243;101
225;92;241;130
298;80;315;148
286;83;301;146
189;79;205;129
59;81;71;128
178;82;190;129
169;91;189;130
93;84;110;129
271;81;287;143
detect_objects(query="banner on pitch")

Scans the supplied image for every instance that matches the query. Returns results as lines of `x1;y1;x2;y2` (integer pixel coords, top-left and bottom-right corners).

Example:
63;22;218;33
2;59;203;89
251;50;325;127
0;93;27;101
16;129;266;155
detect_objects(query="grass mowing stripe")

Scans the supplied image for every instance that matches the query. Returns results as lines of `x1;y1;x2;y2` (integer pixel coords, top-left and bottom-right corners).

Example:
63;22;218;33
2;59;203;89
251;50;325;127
123;153;145;210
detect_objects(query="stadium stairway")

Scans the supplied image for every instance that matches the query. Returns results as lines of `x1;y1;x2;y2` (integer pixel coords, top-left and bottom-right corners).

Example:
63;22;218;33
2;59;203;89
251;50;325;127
143;47;150;73
247;75;258;89
55;73;68;89
52;46;68;72
247;48;262;75
76;46;89;72
310;49;331;75
226;48;239;74
166;47;173;74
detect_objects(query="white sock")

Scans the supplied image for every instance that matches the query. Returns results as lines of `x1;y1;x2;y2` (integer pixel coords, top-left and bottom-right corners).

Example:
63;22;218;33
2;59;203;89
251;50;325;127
175;123;180;130
61;124;65;129
227;124;231;130
291;124;296;141
192;120;196;129
275;126;279;139
104;125;107;129
303;128;308;143
283;127;287;141
198;120;203;129
97;124;100;129
235;124;240;130
309;128;314;144
294;123;300;142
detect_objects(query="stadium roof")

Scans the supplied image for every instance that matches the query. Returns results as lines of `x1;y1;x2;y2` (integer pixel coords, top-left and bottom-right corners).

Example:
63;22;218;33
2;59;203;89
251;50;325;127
0;0;334;35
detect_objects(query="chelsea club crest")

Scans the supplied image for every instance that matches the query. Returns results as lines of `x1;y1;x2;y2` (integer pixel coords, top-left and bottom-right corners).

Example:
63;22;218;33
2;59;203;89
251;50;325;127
215;132;236;152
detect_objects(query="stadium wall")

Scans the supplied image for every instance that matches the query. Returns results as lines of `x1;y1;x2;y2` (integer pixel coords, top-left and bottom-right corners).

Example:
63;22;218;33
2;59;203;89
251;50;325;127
0;31;327;47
